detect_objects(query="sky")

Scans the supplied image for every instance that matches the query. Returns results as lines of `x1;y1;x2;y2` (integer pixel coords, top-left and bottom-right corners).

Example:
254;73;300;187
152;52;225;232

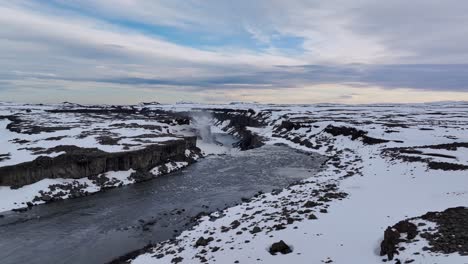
1;1;468;104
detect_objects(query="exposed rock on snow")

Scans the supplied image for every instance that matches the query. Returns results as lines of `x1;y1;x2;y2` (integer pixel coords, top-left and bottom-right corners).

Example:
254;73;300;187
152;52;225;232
380;207;468;263
380;220;418;260
194;237;214;247
383;142;468;171
323;125;390;145
0;153;10;162
419;207;468;256
269;240;292;255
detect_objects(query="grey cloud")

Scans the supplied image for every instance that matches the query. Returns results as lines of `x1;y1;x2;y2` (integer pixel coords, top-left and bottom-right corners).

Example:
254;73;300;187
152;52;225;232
343;1;468;63
90;64;468;92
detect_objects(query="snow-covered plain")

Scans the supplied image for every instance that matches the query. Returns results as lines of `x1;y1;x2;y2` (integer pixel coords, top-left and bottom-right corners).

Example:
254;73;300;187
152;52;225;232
0;102;189;167
129;102;468;264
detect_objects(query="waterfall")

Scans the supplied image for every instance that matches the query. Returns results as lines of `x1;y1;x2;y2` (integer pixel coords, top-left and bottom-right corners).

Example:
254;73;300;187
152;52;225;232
191;112;216;143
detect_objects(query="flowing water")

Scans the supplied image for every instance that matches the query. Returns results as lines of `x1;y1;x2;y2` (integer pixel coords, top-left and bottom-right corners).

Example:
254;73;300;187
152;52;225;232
0;140;325;264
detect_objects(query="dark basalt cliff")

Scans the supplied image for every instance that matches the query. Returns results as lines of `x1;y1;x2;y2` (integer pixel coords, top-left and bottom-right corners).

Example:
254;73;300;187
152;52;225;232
210;109;266;150
0;137;198;188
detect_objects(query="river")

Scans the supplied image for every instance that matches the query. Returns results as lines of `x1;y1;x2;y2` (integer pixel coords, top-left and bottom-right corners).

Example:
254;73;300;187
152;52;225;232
0;142;325;264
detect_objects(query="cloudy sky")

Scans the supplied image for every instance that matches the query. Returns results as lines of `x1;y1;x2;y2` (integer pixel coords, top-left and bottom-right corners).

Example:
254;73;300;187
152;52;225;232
1;1;468;104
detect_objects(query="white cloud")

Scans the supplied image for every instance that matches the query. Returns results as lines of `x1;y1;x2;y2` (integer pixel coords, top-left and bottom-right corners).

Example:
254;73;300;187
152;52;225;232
43;0;468;64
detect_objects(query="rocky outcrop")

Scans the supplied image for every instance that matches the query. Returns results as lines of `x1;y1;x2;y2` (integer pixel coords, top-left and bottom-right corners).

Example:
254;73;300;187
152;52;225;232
420;207;468;255
380;207;468;260
231;127;264;150
0;137;198;188
380;220;418;260
1;115;71;134
269;240;292;255
323;125;390;145
210;109;266;150
383;143;468;171
210;108;264;128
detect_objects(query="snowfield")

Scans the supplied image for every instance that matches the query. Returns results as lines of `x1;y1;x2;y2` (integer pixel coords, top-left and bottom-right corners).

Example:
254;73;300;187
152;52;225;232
1;101;468;263
0;170;130;212
0;102;191;167
128;102;468;264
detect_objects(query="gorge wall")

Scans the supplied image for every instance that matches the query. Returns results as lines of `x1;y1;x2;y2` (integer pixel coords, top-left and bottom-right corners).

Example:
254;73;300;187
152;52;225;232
0;137;197;188
210;109;266;150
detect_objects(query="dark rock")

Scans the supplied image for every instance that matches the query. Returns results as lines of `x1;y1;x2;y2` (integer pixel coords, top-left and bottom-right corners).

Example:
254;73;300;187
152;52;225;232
230;220;241;229
0;153;11;162
195;237;214;247
0;138;198;187
380;207;468;260
419;207;468;255
212;246;220;252
303;201;319;208
323;125;389;145
96;136;120;145
308;214;318;220
269;240;292;255
380;227;400;260
394;220;418;240
427;161;468;171
171;257;183;263
250;226;261;234
12;207;29;212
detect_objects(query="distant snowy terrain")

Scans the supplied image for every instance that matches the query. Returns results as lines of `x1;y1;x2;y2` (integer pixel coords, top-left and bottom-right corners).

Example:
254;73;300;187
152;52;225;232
128;102;468;264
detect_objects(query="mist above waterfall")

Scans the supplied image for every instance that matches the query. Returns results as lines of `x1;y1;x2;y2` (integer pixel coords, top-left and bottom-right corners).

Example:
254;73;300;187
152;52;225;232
190;111;216;143
189;111;240;156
